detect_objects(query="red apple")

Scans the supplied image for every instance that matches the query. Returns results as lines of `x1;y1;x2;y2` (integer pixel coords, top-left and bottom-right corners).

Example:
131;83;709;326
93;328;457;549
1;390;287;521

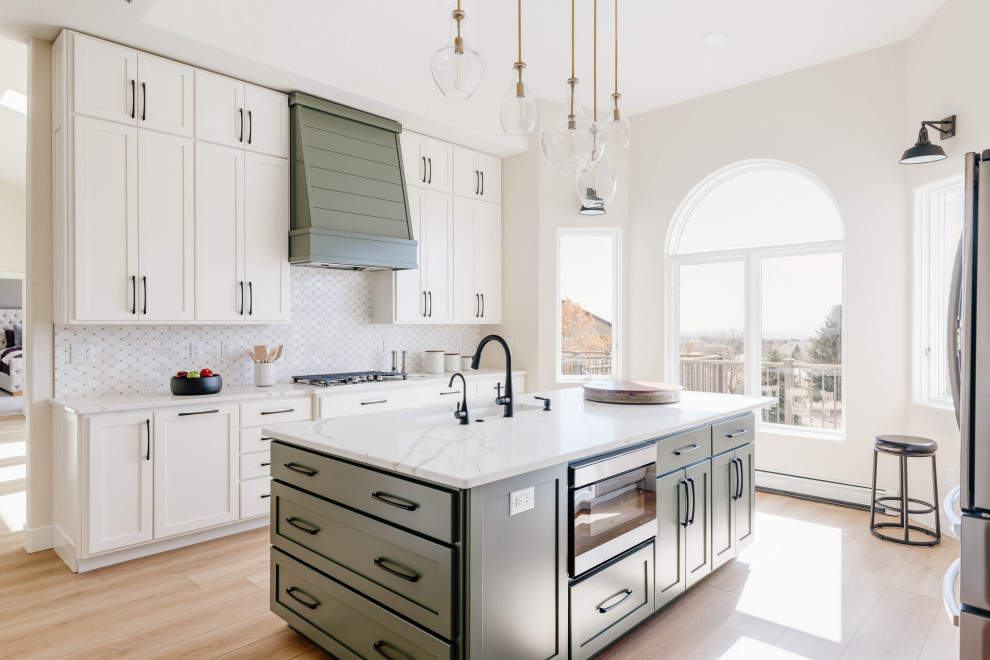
176;371;188;378
200;368;214;377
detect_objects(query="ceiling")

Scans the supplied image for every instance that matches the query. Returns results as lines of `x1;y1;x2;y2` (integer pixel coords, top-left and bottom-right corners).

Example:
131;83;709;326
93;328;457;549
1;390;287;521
0;0;947;157
0;37;26;188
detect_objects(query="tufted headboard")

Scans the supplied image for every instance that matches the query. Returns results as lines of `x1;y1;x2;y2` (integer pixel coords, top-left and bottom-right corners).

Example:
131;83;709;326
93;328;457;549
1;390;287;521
0;309;22;350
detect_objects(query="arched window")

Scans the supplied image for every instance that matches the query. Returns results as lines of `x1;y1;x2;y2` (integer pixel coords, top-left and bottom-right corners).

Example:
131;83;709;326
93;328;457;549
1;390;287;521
667;161;845;433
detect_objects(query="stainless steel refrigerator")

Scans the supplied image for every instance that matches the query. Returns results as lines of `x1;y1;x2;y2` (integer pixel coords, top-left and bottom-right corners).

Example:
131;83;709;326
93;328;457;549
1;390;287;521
949;149;990;658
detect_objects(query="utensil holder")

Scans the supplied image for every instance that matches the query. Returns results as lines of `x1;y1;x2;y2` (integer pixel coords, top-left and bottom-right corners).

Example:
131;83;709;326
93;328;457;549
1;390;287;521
254;363;275;387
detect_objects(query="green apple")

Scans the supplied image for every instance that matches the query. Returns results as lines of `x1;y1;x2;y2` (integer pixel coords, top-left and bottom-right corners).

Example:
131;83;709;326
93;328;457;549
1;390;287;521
187;371;201;378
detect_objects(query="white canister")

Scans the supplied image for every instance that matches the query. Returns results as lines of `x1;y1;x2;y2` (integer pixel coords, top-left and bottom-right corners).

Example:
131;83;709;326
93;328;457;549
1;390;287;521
254;363;275;387
444;353;460;372
461;356;474;370
425;350;445;374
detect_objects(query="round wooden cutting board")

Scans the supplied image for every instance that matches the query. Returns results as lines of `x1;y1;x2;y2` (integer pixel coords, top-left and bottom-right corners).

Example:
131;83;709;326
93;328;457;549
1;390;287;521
582;380;684;404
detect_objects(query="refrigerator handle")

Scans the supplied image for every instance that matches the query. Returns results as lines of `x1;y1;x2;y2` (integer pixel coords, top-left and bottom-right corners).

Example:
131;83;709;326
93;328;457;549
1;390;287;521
943;484;962;536
942;556;961;627
948;238;964;426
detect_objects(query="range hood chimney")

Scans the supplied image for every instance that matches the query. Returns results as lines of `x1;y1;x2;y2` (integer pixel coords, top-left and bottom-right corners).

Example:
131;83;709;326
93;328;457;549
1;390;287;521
288;92;417;270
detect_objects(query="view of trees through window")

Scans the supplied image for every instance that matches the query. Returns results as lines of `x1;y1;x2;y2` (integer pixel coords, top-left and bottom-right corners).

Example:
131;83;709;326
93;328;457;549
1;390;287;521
559;232;618;379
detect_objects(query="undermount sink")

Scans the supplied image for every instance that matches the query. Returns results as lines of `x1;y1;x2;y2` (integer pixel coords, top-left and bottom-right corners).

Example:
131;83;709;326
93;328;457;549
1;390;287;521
403;402;545;425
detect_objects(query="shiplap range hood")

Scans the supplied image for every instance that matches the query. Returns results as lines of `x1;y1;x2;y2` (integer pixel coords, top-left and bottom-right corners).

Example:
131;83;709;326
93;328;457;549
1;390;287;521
288;92;418;270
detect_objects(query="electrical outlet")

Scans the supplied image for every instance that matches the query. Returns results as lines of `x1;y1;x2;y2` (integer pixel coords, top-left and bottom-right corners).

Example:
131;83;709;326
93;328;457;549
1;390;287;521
509;486;535;516
70;343;96;364
221;342;234;358
189;341;203;360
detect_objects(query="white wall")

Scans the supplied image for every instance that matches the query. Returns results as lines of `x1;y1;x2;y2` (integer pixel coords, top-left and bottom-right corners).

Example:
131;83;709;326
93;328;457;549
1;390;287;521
0;181;26;274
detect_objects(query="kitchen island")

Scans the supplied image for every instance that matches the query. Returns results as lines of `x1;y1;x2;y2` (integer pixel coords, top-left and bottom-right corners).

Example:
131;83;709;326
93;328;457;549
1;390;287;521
264;387;773;659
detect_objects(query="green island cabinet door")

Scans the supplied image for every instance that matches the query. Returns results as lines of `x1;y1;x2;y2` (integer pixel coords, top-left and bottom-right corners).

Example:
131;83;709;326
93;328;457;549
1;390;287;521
736;443;756;553
711;451;737;570
655;470;687;610
684;460;713;589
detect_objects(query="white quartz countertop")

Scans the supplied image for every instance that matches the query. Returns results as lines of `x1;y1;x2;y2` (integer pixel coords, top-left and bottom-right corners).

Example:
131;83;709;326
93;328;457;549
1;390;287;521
48;369;525;415
263;388;775;489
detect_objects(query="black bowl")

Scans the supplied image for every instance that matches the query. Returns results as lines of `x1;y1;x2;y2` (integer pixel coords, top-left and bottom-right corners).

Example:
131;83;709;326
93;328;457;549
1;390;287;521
170;374;222;395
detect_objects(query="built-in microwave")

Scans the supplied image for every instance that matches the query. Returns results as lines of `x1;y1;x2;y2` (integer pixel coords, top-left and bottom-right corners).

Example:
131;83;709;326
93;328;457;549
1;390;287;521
569;443;657;577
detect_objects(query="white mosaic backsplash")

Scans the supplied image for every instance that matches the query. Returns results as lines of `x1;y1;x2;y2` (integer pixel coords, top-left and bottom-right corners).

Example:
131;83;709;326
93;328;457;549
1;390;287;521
54;268;483;397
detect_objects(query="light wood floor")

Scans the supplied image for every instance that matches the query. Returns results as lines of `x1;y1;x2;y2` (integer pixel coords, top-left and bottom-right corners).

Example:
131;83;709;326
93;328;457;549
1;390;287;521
0;416;961;659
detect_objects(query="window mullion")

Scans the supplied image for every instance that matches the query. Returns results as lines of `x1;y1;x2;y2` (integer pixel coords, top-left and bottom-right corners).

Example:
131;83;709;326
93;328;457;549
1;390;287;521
745;254;762;399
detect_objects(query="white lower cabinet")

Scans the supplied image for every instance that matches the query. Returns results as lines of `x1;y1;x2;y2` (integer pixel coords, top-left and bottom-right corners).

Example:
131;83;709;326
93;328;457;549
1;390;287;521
87;413;153;554
153;405;239;538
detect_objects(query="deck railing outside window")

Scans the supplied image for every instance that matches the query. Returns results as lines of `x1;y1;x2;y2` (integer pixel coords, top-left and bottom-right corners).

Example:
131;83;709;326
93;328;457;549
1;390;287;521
561;350;613;377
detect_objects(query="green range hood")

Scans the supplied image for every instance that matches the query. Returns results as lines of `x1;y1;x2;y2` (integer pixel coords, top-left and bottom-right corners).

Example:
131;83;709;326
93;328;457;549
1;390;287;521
288;92;418;270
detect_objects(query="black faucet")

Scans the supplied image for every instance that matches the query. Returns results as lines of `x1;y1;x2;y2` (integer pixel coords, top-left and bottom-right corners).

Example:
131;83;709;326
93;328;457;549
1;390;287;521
449;372;469;425
471;334;513;417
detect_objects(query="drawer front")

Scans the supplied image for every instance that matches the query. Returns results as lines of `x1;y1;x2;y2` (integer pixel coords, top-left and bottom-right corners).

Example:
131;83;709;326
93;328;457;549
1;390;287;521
712;413;755;455
570;542;655;660
318;386;419;419
419;381;467;406
240;450;271;480
272;548;453;660
272;481;454;638
272;442;458;544
240;397;313;428
241;477;271;518
657;425;712;476
240;427;275;454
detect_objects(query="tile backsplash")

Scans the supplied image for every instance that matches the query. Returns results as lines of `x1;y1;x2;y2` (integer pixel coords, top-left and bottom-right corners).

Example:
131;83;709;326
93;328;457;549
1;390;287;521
54;268;483;397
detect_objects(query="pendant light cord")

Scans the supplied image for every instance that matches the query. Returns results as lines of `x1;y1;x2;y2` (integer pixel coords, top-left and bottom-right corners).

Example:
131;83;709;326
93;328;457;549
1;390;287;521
518;0;522;64
569;0;575;118
614;0;618;96
593;0;597;122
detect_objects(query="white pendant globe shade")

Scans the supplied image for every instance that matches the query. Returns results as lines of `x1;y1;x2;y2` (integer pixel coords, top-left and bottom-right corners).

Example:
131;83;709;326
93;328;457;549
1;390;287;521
429;15;486;100
500;79;538;137
577;151;617;212
539;82;605;175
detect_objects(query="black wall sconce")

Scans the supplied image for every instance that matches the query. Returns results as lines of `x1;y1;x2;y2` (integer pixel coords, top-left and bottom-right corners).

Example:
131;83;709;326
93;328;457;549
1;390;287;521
900;115;956;164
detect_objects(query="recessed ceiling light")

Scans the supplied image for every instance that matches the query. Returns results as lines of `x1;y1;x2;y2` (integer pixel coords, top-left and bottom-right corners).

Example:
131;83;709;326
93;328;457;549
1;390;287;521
703;31;726;47
0;90;27;115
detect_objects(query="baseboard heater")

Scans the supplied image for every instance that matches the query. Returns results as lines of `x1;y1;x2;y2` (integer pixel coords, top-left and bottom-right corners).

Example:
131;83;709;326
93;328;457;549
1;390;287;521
755;469;896;512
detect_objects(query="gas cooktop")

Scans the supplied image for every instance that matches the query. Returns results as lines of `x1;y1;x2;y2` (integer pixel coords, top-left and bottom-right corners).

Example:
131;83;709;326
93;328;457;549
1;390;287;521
292;371;408;387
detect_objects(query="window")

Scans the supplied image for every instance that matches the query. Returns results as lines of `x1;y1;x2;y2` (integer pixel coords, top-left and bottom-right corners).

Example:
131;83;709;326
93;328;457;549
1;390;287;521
668;162;845;432
558;229;621;381
919;177;964;406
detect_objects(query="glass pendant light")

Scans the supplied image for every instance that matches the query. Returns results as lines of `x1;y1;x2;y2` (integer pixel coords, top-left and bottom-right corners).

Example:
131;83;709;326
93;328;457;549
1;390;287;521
539;0;604;175
577;0;616;214
500;0;537;137
604;0;630;152
429;1;486;100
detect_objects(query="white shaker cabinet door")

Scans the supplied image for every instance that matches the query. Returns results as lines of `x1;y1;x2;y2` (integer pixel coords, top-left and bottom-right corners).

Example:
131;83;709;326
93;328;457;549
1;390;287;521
475;200;501;322
72;33;137;125
452;197;479;323
423;137;452;193
138;130;195;321
452;145;480;198
243;152;290;321
401;131;427;189
136;52;194;138
195;70;245;149
73;116;139;322
244;84;289;158
153;405;239;539
87;413;153;554
394;187;427;322
422;190;453;322
477;152;501;203
195;142;246;321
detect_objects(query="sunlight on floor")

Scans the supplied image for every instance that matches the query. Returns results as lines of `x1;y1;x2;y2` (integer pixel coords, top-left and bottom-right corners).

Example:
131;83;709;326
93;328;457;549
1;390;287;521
0;491;26;531
0;440;25;460
723;636;808;659
733;512;843;642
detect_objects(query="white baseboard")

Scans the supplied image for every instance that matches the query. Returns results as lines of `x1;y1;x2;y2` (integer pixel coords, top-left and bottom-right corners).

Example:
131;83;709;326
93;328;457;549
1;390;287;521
755;470;895;508
22;524;53;553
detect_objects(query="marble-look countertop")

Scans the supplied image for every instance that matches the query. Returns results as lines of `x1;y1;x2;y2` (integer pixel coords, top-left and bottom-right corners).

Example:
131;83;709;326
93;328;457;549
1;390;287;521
263;388;775;489
48;369;526;415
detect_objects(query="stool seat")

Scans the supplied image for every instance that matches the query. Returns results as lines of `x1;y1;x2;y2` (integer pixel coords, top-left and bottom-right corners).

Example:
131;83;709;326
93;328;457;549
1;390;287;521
874;435;938;455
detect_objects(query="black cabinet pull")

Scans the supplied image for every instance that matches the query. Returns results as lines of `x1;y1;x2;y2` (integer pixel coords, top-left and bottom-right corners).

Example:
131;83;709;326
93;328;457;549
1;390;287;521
360;399;388;406
726;429;749;439
674;443;700;456
373;641;400;660
285;587;319;609
475;293;480;318
475;170;480;194
248;281;253;316
371;492;419;511
239;108;244;142
247;110;252;144
736;458;745;500
681;479;690;528
260;408;295;415
439;390;461;396
130;79;136;118
131;275;137;314
730;458;739;501
260;493;271;498
178;409;219;416
480;293;484;317
141;82;146;121
145;419;151;461
420;156;426;182
261;436;273;441
285;517;319;535
373;558;421;582
688;476;697;525
428;290;432;317
597;589;634;613
239;281;245;315
480;171;484;196
283;462;317;476
427;157;432;184
260;462;271;467
422;291;427;317
141;276;147;314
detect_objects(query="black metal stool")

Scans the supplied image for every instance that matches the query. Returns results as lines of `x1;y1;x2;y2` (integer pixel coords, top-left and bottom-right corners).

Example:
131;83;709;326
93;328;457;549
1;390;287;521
870;435;941;546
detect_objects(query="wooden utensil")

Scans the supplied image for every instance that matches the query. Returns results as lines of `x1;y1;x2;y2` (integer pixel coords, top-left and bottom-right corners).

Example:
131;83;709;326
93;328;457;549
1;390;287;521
267;347;277;364
254;345;267;362
274;345;283;362
245;350;258;363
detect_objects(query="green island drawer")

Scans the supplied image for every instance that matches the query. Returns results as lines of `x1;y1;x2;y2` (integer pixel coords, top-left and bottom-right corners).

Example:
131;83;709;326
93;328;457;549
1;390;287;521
272;442;459;544
569;541;655;660
656;425;712;476
271;480;455;639
712;413;755;456
271;547;453;660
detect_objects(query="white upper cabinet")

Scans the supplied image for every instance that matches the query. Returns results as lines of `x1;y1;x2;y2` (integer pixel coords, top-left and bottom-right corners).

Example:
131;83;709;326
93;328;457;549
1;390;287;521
453;146;501;203
391;187;427;323
452;198;501;324
243;152;290;320
422;190;453;322
401;131;452;193
72;33;193;137
401;131;427;188
196;71;289;158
